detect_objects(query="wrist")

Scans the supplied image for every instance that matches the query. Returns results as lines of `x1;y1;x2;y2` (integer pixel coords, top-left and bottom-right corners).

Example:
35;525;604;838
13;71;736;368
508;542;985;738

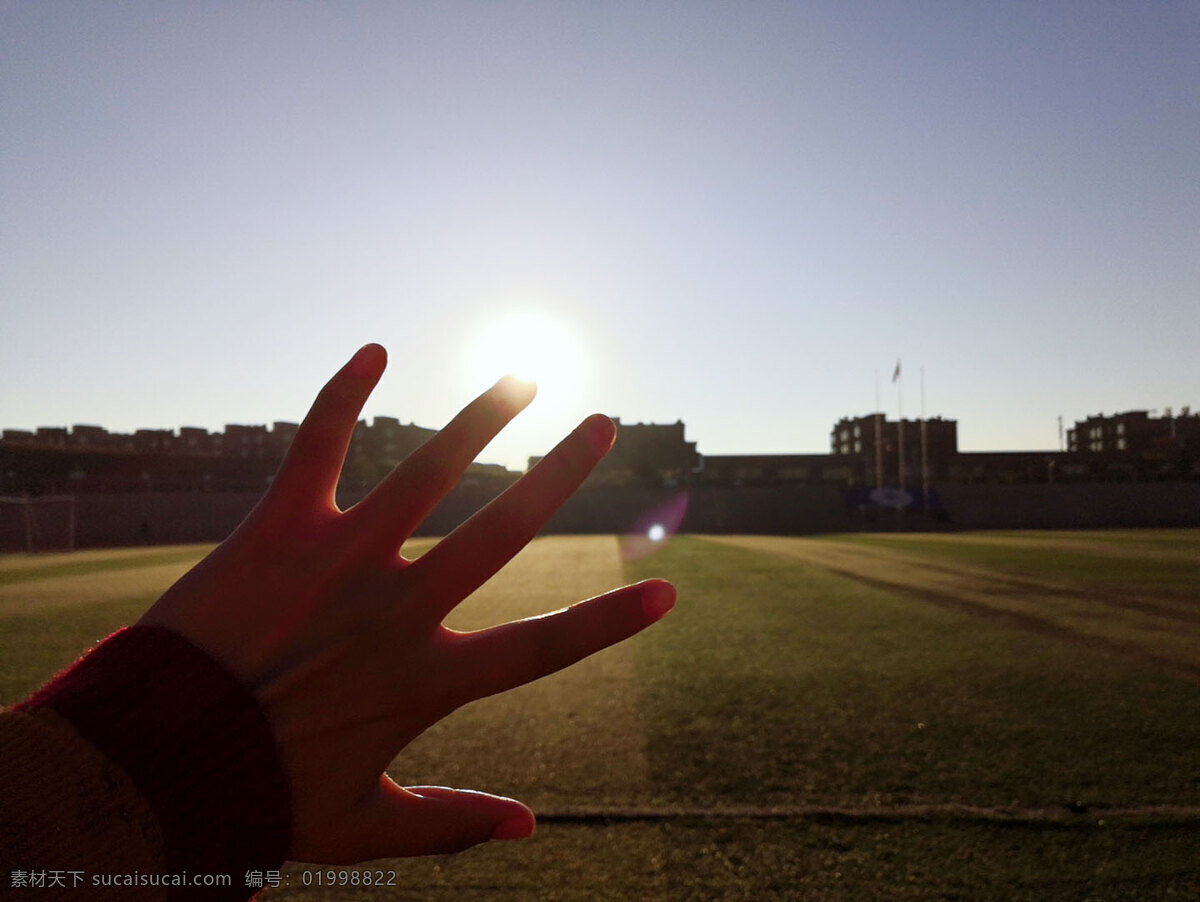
20;626;292;895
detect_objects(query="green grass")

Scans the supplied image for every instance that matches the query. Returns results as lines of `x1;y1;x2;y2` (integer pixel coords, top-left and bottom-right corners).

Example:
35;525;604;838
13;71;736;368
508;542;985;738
0;544;213;700
0;544;214;587
4;532;1200;899
0;593;164;701
626;538;1200;809
623;534;1200;899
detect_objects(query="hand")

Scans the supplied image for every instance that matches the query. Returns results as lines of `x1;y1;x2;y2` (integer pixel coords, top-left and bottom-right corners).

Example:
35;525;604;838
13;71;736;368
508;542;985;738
137;343;675;863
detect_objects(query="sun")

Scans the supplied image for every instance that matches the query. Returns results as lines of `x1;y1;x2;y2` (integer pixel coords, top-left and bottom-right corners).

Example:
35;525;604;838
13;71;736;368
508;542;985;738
463;308;586;410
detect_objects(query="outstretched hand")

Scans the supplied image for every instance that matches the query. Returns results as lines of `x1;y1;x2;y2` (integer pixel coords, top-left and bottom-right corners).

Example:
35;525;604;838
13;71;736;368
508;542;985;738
138;344;675;863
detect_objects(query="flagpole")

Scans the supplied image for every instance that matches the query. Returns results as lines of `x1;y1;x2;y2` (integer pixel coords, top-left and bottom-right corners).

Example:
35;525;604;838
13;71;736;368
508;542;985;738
896;361;904;532
874;369;883;491
921;367;929;516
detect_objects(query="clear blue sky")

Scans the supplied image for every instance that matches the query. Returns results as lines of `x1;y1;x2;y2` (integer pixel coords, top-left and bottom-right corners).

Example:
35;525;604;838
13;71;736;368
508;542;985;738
3;2;1197;471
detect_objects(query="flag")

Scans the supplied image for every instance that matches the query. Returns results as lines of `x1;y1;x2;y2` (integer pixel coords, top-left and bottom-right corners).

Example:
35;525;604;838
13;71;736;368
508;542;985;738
892;360;901;383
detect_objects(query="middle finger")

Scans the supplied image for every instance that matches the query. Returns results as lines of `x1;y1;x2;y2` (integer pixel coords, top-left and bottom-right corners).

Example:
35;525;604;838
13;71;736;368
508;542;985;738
408;413;616;622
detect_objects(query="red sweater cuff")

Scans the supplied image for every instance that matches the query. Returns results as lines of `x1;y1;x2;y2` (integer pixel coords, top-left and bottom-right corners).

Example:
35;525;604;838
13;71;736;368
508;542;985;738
19;625;291;898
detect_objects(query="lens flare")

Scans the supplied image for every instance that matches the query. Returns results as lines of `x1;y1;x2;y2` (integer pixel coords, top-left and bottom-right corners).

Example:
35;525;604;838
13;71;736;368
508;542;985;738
620;492;688;561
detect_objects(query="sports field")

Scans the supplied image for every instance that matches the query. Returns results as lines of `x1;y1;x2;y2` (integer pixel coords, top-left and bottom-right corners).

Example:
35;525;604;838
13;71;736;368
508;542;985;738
2;530;1199;899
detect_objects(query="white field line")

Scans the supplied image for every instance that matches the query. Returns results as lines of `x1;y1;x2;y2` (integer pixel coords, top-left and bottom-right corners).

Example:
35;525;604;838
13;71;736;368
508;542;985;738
537;802;1200;825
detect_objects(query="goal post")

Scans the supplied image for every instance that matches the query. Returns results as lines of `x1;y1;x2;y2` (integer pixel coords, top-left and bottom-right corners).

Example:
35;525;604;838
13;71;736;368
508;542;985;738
0;495;76;553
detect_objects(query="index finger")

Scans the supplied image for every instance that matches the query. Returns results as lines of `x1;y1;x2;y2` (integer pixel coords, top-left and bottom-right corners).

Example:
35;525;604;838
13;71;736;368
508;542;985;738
268;344;387;515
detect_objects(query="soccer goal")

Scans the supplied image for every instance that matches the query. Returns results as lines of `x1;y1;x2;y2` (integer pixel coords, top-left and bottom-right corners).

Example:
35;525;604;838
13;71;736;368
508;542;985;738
0;495;76;553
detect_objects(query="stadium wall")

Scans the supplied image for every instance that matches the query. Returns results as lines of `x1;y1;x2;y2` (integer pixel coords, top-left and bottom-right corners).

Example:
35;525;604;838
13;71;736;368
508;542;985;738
935;483;1200;529
2;482;1197;551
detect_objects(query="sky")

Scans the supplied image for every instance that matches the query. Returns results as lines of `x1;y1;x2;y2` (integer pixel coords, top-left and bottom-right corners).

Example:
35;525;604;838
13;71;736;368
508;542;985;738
2;1;1197;472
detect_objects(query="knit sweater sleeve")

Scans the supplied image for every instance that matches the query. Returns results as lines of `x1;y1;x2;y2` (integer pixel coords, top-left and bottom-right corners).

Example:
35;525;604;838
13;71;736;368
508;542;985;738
1;625;291;900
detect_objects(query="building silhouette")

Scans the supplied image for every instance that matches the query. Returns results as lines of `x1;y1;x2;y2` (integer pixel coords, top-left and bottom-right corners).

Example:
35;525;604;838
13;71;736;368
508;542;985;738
1068;409;1198;455
829;414;959;485
0;417;512;495
528;419;700;488
2;404;1197;500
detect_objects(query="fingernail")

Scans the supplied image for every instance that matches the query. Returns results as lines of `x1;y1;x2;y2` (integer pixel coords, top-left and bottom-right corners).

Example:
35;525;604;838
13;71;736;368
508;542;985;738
492;815;535;841
586;414;617;455
641;580;676;624
349;344;386;379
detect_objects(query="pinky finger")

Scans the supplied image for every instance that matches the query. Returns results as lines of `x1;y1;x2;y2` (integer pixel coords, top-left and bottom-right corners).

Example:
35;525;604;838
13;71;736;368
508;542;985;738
448;580;676;703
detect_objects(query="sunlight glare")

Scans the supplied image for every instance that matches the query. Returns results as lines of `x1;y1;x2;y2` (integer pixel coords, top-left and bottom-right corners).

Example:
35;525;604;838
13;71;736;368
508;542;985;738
463;309;586;413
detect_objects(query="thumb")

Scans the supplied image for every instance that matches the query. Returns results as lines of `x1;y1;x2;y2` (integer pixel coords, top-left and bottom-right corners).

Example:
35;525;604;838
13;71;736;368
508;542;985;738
347;776;536;860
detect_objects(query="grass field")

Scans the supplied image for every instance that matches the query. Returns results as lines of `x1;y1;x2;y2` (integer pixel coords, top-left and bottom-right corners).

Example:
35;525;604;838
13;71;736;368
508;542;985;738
2;530;1199;899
